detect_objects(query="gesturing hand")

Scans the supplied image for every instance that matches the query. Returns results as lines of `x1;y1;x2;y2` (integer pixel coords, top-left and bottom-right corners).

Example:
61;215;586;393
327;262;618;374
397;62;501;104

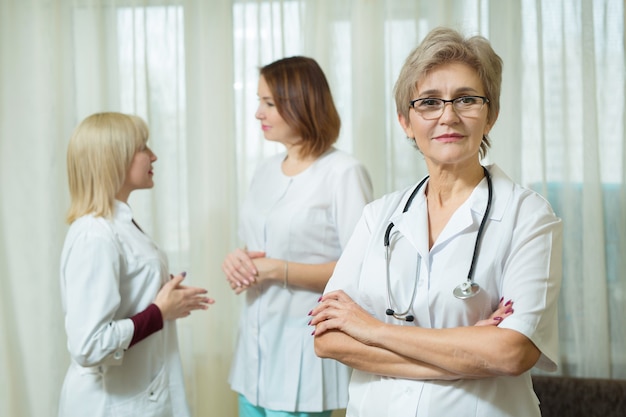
154;273;214;321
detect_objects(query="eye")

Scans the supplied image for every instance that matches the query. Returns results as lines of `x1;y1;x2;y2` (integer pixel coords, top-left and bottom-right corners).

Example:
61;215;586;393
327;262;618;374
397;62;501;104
418;98;442;108
456;96;479;105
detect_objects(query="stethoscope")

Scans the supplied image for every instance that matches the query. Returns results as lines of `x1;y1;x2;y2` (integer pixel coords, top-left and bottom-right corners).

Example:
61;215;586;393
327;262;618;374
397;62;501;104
384;166;493;322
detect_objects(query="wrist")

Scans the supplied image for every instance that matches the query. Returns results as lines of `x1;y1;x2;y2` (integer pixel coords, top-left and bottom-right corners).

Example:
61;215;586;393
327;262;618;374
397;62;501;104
283;260;289;288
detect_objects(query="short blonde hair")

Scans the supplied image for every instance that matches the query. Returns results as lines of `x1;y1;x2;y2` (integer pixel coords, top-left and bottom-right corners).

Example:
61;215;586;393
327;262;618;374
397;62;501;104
66;112;149;223
394;27;503;158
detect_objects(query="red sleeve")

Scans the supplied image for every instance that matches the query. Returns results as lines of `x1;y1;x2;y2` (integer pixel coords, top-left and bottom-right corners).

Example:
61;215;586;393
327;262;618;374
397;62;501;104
129;303;163;348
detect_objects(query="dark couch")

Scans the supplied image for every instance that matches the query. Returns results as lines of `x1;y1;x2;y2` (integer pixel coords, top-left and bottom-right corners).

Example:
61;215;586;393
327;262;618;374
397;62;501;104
532;375;626;417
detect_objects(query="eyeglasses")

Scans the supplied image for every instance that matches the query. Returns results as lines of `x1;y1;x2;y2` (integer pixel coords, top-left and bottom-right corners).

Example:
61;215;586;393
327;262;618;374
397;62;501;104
409;96;489;120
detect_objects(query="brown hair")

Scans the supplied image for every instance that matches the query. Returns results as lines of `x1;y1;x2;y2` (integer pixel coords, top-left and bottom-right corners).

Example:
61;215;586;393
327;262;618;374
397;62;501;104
260;56;340;159
66;112;149;223
394;27;503;158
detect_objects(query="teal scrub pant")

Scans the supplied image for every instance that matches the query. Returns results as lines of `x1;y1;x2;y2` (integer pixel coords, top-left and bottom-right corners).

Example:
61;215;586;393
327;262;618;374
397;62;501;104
238;394;333;417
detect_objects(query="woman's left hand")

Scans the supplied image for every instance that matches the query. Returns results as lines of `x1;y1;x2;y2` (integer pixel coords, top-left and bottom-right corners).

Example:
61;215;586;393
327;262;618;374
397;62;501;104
309;289;383;345
474;298;514;327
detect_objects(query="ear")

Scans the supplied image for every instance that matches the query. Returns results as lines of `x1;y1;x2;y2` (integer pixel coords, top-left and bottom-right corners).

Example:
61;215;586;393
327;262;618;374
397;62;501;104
398;113;414;139
484;110;499;136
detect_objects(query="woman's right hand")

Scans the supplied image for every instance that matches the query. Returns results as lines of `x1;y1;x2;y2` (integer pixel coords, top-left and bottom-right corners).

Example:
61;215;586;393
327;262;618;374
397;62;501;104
154;273;214;321
222;248;265;294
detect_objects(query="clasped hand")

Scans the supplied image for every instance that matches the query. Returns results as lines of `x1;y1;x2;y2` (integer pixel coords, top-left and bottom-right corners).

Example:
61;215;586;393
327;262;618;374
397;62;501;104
154;273;214;321
222;248;279;294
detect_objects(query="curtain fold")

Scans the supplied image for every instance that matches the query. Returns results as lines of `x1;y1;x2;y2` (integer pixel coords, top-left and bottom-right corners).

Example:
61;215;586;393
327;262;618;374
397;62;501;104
1;1;624;416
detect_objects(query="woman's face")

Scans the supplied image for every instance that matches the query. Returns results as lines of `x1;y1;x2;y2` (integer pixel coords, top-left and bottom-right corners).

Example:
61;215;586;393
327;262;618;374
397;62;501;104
117;144;157;202
399;62;495;170
255;75;300;145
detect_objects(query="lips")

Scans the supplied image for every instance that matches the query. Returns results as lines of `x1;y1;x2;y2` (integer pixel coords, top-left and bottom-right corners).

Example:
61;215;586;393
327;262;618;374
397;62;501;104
434;133;464;142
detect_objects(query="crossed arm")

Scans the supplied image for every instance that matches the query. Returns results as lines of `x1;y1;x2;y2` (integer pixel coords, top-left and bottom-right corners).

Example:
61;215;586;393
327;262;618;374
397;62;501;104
310;290;540;380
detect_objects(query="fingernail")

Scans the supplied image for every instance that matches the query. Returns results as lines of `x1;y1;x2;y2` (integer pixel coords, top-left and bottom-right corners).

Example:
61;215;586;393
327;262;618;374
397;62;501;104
505;308;513;314
499;297;504;303
494;316;503;321
308;310;312;316
318;296;323;302
311;330;316;336
181;271;187;278
170;274;174;279
307;320;312;325
505;299;512;306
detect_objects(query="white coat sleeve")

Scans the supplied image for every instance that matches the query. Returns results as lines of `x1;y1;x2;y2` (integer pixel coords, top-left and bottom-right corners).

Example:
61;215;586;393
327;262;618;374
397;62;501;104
332;163;373;248
324;206;373;298
62;232;134;367
497;194;563;371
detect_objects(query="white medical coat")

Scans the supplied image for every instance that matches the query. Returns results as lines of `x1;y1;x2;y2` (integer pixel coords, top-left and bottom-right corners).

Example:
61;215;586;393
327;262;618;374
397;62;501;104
229;148;373;412
325;164;563;417
58;201;189;417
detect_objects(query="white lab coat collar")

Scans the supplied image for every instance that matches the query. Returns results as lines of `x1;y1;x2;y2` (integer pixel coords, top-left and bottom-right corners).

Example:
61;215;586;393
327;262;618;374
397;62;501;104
388;164;513;256
113;200;134;222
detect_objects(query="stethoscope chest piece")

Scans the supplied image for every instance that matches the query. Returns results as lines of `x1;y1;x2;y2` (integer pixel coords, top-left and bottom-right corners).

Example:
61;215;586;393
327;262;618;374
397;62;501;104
453;280;481;299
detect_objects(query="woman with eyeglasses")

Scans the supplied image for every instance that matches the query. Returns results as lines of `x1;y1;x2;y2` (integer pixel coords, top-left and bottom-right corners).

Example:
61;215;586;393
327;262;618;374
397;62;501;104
310;27;563;417
222;56;373;417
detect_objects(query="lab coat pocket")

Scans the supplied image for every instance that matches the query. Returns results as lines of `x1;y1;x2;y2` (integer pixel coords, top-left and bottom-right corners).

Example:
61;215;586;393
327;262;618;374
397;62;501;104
107;365;172;417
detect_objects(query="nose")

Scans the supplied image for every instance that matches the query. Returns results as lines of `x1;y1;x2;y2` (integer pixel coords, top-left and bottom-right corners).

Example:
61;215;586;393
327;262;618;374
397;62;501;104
439;101;460;122
255;105;264;120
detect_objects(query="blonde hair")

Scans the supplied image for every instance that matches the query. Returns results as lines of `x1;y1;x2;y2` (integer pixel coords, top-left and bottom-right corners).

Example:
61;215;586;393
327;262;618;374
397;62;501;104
394;27;503;158
66;112;149;223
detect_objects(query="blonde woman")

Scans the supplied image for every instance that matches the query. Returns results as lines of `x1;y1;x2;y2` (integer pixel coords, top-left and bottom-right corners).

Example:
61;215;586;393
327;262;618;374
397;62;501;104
59;112;213;417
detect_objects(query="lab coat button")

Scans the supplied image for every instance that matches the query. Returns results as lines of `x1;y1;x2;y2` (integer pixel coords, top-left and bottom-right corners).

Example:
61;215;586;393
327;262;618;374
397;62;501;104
113;350;122;359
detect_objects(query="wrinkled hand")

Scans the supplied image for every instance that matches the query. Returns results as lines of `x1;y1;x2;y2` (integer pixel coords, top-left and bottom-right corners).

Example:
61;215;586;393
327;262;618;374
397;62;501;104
154;273;214;321
474;298;514;327
309;290;383;345
222;248;265;294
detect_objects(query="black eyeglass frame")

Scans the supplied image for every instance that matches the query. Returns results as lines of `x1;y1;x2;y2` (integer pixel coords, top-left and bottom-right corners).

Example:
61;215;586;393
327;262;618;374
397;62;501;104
409;95;490;118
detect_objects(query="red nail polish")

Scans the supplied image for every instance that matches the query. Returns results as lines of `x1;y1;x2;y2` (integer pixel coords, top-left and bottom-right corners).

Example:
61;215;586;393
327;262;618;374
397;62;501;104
308;310;312;316
494;316;503;321
311;330;316;336
505;299;512;306
505;308;513;314
499;297;504;303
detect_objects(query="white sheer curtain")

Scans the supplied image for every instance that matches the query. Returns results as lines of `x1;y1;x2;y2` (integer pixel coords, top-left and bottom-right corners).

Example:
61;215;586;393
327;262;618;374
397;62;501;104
0;0;624;416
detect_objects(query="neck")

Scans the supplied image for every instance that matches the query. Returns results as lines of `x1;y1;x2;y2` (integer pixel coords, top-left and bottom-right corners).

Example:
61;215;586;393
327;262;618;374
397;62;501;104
282;145;317;176
426;164;485;208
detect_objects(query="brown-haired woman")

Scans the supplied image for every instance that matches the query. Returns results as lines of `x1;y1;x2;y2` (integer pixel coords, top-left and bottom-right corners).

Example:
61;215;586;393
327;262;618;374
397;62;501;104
222;56;373;417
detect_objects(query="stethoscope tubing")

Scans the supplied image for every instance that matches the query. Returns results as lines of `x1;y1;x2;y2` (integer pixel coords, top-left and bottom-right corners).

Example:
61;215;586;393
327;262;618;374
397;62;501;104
384;166;493;321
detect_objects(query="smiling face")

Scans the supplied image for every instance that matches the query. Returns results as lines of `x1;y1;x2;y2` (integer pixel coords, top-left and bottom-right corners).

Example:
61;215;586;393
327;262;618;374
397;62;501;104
116;144;157;202
255;75;301;146
399;62;496;171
